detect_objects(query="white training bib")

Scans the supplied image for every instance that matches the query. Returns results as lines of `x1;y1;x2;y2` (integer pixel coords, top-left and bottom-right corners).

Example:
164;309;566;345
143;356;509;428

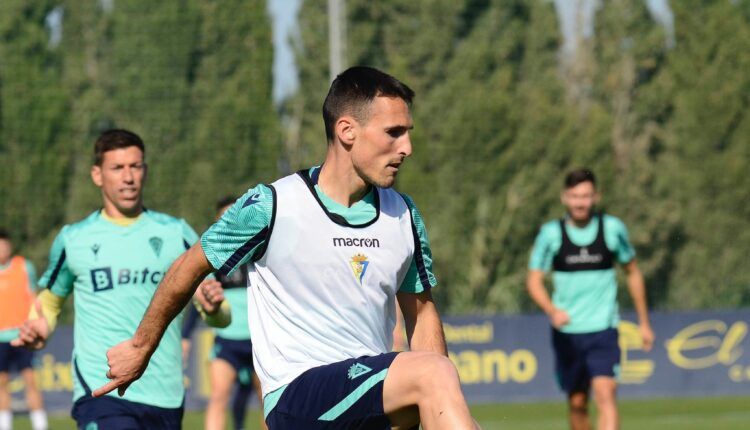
247;172;415;395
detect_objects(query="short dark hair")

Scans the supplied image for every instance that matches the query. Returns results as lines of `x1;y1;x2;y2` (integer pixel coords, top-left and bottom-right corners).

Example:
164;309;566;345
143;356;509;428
564;168;597;189
216;195;238;211
323;66;415;142
94;129;145;166
0;229;10;241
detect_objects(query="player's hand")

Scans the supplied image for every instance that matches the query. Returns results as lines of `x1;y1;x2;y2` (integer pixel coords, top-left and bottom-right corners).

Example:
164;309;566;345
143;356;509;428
639;323;655;352
195;279;224;315
10;300;49;350
94;338;151;398
549;308;570;329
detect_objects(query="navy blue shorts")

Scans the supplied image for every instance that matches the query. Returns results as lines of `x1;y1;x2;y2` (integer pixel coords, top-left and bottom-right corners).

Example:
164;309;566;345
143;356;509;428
0;342;34;373
552;327;620;393
72;395;184;430
212;336;254;386
266;352;400;430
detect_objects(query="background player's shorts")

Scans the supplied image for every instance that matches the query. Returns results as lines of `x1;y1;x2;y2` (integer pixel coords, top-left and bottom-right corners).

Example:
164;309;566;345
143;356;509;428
0;342;34;373
552;327;620;393
72;396;184;430
211;336;254;386
266;352;400;430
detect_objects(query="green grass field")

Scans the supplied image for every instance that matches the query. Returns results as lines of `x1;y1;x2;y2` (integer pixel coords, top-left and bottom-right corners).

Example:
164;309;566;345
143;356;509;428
9;396;750;429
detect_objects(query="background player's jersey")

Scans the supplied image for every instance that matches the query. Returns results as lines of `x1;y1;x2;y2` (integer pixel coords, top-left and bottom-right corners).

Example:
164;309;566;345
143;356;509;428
0;257;36;342
214;264;251;340
38;210;199;408
201;167;438;399
529;214;635;333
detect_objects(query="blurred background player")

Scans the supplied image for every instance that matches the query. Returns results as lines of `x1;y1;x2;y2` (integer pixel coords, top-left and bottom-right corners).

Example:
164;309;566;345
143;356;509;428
12;129;228;430
526;168;655;430
0;230;47;430
182;196;267;430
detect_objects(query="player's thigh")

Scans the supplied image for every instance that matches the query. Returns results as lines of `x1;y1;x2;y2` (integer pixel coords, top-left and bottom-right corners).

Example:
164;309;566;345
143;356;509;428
210;359;238;399
382;351;459;422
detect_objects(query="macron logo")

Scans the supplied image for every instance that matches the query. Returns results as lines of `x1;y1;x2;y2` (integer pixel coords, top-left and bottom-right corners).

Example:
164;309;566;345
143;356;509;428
242;193;262;208
332;237;380;248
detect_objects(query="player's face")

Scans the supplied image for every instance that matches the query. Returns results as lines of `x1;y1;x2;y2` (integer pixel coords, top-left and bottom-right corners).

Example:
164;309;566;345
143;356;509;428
561;181;599;223
91;146;147;217
351;96;413;188
0;239;11;264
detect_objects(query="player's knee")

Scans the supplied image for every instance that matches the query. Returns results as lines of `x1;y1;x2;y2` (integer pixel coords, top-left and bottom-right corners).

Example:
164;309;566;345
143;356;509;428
416;354;460;393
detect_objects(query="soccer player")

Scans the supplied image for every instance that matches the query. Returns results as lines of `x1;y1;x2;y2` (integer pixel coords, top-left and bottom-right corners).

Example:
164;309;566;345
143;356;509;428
181;196;266;430
526;168;655;430
97;67;480;430
11;129;228;429
0;231;47;430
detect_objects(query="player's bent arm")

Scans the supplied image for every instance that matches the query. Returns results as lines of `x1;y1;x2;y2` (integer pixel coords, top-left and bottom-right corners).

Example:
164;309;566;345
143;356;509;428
194;298;232;328
31;289;65;333
132;243;214;353
397;289;447;356
526;269;555;316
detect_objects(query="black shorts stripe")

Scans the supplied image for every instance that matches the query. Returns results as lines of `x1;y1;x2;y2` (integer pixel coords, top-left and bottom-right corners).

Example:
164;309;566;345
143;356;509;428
218;227;269;277
46;249;67;289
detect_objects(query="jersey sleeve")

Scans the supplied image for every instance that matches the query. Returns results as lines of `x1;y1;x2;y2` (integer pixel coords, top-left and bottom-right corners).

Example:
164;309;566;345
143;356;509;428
24;260;38;292
38;227;75;298
609;217;636;264
398;195;438;294
528;224;556;271
201;184;274;276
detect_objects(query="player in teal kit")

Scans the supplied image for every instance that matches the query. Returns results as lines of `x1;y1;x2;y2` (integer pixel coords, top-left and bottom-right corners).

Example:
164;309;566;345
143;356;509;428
527;169;654;430
99;67;480;430
12;129;228;429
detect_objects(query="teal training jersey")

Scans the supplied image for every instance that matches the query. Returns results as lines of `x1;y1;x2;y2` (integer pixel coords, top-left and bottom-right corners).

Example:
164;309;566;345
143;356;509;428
0;259;37;342
529;214;635;333
38;210;199;408
213;268;251;340
201;167;438;293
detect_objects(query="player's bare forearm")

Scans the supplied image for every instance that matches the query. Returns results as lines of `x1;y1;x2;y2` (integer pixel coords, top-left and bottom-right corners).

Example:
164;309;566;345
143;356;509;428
526;270;555;316
624;260;650;325
397;290;447;356
132;243;213;353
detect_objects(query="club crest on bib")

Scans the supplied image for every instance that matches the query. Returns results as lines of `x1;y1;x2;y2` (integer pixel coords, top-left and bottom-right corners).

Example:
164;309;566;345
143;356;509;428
349;253;369;285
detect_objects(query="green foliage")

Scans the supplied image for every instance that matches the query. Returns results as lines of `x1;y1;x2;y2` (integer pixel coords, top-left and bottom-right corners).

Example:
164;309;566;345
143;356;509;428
0;0;280;276
293;0;750;313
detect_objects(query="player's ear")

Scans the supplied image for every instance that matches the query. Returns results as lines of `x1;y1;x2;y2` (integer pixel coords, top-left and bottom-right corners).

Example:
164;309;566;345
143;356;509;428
593;191;601;205
91;164;103;187
335;116;356;147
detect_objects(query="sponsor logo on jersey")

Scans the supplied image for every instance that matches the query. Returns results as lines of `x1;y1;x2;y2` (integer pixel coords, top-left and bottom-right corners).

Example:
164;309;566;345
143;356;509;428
91;243;101;259
347;362;372;380
565;247;604;265
349;253;369;285
149;236;163;257
89;267;164;292
333;237;381;248
90;268;113;292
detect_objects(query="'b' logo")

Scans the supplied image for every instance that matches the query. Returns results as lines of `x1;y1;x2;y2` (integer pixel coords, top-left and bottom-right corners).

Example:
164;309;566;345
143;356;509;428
90;268;114;292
